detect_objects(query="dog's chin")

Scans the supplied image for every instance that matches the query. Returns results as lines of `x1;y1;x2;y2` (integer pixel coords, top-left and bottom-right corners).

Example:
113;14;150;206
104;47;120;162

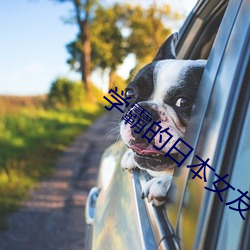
132;151;177;172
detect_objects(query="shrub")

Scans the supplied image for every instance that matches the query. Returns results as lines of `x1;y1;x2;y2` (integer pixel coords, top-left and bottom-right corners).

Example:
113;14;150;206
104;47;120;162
48;77;85;108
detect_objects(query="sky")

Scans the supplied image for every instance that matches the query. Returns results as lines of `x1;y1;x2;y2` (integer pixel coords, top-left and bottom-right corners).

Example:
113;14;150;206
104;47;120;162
0;0;197;96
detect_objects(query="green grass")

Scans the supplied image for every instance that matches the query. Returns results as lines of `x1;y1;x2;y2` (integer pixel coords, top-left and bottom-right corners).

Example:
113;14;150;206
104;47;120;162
0;97;105;230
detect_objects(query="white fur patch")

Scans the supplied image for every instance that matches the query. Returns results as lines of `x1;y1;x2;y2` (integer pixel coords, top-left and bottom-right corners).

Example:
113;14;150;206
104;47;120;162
142;175;173;206
152;59;206;105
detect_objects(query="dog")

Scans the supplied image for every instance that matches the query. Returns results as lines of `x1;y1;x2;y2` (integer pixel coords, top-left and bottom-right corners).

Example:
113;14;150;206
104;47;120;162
120;33;206;206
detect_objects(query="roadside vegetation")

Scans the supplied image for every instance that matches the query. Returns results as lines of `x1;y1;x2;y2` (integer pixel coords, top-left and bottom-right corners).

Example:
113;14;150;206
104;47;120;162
0;81;106;230
0;0;179;231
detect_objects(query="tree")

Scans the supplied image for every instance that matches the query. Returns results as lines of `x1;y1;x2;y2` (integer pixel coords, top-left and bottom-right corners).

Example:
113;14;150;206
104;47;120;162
66;3;174;89
67;4;127;90
54;0;98;97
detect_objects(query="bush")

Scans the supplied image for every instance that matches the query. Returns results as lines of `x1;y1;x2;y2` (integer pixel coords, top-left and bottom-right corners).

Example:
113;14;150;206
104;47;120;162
48;77;85;108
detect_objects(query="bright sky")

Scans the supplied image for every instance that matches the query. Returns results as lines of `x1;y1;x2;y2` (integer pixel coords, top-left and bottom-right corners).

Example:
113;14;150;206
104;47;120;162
0;0;197;96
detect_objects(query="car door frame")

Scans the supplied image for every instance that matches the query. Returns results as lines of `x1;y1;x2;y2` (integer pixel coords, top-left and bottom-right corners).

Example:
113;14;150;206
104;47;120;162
169;0;250;249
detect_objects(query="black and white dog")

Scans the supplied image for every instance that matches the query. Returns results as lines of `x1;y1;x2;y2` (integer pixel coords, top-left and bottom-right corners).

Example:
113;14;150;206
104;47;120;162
120;33;206;206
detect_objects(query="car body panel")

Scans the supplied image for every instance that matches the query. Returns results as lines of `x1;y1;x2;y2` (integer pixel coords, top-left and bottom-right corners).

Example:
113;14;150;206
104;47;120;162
92;141;158;250
85;0;250;249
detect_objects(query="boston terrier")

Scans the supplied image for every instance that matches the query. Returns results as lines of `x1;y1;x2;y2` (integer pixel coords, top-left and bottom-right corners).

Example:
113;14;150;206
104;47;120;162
120;33;206;206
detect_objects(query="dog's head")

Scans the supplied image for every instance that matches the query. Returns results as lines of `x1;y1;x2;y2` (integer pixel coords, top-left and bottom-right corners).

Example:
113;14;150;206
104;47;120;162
120;33;206;173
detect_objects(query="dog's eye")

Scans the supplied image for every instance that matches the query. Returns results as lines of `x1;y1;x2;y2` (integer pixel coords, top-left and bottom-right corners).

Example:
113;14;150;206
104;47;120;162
175;97;192;108
125;89;136;99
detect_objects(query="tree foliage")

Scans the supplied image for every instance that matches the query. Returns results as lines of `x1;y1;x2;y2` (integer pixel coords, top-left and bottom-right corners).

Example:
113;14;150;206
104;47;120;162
66;3;172;82
90;4;126;72
124;4;172;65
59;2;175;93
66;4;127;89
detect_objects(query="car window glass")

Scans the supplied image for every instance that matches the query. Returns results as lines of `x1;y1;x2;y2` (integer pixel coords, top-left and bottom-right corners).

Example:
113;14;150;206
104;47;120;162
216;99;250;250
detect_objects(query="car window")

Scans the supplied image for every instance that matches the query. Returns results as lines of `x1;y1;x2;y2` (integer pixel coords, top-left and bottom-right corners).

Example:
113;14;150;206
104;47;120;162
216;74;250;250
177;0;229;60
133;1;230;248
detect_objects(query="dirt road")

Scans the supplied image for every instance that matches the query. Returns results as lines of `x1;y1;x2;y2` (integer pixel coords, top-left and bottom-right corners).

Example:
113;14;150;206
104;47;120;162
0;110;120;250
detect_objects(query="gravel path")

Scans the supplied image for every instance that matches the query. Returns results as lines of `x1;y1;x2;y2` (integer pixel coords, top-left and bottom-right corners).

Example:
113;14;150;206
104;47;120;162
0;110;121;250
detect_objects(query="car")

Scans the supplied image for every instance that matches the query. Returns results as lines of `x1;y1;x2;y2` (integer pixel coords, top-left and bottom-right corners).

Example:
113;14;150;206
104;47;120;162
85;0;250;249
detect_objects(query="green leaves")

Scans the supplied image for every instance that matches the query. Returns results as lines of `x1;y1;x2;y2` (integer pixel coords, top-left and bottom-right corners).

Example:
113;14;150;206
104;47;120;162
90;4;126;72
125;4;172;65
65;2;175;84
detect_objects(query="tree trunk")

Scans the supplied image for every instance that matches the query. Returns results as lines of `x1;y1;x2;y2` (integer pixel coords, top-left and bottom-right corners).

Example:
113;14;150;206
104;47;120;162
109;70;116;90
81;21;92;99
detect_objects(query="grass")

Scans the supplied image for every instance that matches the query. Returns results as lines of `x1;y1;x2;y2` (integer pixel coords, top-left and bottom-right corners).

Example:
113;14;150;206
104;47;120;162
0;95;105;230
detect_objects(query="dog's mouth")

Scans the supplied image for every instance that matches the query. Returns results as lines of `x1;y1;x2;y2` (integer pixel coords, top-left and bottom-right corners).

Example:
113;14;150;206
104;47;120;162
129;143;178;171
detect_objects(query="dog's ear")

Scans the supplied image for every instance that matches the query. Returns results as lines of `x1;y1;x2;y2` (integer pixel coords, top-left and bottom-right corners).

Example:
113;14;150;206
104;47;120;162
153;32;179;61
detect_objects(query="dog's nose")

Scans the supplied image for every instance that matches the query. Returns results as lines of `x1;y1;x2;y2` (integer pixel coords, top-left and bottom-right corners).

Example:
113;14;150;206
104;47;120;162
137;102;160;121
131;107;160;139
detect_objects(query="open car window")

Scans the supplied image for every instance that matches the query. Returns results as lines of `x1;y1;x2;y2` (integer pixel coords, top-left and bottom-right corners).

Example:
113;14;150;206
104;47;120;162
162;0;230;228
134;0;231;248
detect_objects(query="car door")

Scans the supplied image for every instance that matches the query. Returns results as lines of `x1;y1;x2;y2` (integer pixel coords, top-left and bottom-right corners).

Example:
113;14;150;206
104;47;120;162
166;0;250;249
